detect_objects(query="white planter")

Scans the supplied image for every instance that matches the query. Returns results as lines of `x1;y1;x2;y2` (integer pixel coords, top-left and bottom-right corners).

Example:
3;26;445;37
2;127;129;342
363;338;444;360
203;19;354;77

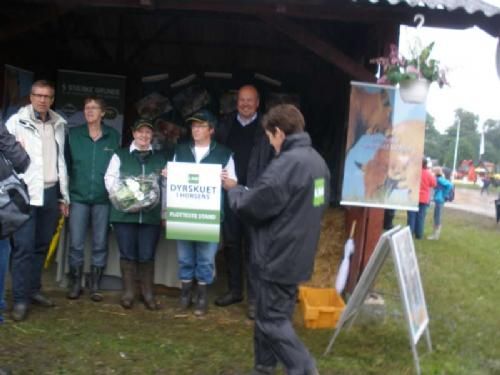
399;79;430;104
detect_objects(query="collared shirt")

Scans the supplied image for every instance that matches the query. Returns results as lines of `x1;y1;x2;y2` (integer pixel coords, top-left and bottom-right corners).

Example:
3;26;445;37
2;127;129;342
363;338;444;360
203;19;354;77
34;110;51;122
237;113;258;127
104;142;158;193
33;117;58;188
173;145;237;181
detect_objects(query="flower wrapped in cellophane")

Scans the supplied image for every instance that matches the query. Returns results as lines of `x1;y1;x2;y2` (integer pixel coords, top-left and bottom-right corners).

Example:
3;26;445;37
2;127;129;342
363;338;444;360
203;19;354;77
109;173;160;213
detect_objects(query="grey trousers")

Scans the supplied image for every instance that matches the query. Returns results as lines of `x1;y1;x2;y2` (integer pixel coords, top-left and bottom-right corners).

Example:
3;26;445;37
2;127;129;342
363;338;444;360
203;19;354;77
254;278;316;375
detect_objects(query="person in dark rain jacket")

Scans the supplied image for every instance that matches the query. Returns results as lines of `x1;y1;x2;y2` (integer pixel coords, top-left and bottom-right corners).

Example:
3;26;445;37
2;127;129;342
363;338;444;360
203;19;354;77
227;104;329;375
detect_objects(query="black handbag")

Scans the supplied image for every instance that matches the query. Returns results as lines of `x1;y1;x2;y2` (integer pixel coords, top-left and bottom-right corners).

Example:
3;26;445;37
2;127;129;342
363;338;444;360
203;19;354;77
0;157;31;238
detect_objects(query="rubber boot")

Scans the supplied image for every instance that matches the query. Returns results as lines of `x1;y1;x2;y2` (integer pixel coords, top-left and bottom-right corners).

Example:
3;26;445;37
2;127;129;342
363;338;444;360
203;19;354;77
89;266;104;302
427;225;442;240
120;260;136;309
179;281;193;310
194;283;208;317
67;266;83;299
138;262;157;310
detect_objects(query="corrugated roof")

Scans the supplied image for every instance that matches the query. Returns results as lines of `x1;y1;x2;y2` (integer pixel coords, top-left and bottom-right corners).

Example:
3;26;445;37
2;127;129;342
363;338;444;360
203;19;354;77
356;0;500;17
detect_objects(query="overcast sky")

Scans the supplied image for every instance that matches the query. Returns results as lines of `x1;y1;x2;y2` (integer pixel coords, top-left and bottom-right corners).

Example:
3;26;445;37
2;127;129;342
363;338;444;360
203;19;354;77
398;24;500;133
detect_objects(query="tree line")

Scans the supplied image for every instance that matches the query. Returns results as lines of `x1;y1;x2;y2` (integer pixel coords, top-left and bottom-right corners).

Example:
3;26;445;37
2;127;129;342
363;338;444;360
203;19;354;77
424;108;500;169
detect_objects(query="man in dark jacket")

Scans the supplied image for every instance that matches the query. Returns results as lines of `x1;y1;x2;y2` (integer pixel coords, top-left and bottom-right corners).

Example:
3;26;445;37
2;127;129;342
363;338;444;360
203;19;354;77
215;85;273;319
0;123;30;324
227;104;329;375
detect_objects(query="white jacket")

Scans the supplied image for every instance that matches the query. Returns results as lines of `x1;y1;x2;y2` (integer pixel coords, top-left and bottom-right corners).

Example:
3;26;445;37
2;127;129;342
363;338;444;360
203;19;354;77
6;105;70;206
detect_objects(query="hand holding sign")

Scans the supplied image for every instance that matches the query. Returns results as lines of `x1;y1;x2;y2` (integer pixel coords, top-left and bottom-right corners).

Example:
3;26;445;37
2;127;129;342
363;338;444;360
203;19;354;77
221;169;237;190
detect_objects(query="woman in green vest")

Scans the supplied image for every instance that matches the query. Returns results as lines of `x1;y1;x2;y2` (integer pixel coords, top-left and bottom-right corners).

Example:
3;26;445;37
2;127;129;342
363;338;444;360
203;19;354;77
104;119;166;310
163;109;237;316
66;96;120;302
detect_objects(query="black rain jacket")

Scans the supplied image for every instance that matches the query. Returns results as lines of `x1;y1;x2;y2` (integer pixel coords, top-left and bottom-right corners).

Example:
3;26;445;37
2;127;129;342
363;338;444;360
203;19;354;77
228;132;330;284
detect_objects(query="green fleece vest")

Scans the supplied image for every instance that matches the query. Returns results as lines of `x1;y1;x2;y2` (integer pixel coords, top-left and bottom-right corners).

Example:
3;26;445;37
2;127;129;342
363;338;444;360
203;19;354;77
174;141;232;222
109;148;167;225
68;124;120;204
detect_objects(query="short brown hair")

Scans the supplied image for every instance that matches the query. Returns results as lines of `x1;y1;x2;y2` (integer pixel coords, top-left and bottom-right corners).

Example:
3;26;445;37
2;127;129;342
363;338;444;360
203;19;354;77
262;104;305;135
31;80;55;93
84;96;106;110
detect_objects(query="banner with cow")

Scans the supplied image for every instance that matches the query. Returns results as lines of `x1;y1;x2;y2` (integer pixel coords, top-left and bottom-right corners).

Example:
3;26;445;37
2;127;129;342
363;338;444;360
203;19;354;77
341;81;426;211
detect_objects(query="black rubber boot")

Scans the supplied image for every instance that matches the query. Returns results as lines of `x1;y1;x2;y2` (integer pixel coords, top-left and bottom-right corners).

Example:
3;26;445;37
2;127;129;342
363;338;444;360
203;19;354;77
89;266;104;302
67;266;83;300
194;284;208;317
120;260;136;309
179;281;193;310
138;262;157;310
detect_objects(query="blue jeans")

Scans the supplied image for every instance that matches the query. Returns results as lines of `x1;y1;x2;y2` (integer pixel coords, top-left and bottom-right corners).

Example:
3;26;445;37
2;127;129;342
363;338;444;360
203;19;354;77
407;203;429;239
69;202;110;268
0;239;10;321
433;202;444;226
176;240;218;284
11;185;60;303
113;223;160;263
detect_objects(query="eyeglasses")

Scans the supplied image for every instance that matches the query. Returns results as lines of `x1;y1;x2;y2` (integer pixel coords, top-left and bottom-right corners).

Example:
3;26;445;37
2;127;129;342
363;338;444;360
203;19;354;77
31;93;54;100
85;106;102;111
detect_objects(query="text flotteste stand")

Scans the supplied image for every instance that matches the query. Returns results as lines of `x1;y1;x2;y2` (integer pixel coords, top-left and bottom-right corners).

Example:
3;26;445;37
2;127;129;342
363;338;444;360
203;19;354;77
324;226;432;375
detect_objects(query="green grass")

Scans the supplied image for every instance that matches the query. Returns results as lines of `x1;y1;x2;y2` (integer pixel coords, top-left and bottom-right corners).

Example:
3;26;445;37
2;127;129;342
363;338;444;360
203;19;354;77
1;208;500;374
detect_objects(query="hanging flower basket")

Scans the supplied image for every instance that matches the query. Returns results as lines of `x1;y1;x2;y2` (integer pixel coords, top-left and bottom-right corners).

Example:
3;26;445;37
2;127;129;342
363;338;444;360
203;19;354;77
399;79;430;104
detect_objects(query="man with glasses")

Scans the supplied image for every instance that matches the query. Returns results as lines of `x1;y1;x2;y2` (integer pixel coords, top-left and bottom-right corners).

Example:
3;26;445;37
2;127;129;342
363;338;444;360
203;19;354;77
6;80;70;321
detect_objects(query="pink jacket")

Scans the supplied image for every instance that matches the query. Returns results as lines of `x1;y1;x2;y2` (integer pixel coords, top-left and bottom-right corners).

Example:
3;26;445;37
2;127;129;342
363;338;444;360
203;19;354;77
420;168;437;204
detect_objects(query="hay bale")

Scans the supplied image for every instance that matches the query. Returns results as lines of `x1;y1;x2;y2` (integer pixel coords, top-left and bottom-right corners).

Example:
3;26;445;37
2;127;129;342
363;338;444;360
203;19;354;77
305;207;347;288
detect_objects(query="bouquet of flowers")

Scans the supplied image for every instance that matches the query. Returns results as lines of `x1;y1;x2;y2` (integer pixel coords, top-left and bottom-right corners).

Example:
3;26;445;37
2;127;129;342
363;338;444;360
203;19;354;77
109;173;160;213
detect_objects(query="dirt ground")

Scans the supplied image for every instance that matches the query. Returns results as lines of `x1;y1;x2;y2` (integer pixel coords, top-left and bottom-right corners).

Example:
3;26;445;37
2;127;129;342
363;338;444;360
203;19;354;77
447;187;498;219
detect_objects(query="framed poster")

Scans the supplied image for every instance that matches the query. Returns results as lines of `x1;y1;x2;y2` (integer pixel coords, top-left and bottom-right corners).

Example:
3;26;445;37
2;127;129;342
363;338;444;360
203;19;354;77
165;162;221;243
341;81;426;211
390;226;429;344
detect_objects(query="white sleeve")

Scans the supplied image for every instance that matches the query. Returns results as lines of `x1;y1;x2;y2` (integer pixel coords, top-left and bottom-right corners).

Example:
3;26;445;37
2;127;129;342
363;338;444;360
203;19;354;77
5;114;18;136
104;154;121;193
225;156;238;182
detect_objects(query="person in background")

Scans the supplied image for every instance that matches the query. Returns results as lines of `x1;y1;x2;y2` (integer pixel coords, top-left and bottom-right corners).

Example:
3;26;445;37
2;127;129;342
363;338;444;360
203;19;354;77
227;104;329;375
6;80;70;322
480;173;491;195
428;166;453;240
0;124;30;323
163;109;237;316
214;84;273;319
407;158;436;239
65;96;120;301
104;119;166;310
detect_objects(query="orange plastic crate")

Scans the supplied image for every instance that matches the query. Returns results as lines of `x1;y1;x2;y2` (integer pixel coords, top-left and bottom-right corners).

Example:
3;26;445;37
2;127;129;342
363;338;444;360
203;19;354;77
298;286;345;329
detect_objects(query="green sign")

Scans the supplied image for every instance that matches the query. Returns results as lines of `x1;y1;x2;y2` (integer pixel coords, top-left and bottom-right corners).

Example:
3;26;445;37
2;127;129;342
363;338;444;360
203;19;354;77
313;178;325;207
166;162;222;243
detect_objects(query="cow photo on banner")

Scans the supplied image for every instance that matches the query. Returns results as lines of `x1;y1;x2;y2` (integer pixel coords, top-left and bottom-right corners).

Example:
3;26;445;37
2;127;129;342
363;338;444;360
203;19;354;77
341;81;426;210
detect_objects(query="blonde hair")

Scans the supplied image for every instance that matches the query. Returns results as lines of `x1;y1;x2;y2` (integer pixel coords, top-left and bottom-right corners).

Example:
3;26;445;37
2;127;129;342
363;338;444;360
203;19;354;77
433;166;443;176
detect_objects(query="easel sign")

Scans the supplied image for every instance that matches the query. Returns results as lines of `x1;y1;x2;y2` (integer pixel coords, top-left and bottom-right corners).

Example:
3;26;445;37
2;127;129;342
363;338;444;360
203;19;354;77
390;226;432;374
324;226;432;375
324;226;400;353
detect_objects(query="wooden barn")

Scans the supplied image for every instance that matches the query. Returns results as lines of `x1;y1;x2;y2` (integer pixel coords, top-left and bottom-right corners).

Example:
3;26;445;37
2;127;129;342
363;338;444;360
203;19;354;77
1;0;499;290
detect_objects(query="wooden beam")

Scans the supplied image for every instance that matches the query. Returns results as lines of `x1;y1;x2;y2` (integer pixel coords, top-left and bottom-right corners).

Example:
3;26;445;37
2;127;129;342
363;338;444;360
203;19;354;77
0;5;70;42
127;16;177;63
259;14;375;82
